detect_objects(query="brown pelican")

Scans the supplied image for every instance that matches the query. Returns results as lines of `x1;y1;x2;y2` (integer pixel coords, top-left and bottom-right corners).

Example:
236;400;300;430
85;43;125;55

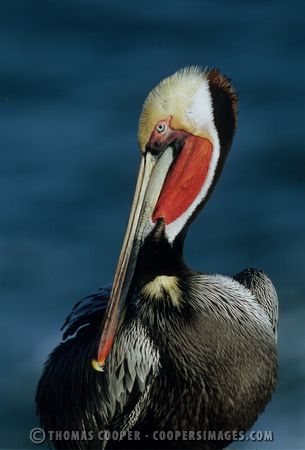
36;67;278;450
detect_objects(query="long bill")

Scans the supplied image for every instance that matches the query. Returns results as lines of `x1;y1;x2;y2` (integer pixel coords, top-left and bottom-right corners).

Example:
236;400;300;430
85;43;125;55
92;149;174;371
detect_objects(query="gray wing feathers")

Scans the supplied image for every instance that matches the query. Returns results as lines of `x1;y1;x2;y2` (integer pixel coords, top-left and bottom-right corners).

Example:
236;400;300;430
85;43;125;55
105;319;160;432
62;285;111;340
60;287;160;434
234;268;278;340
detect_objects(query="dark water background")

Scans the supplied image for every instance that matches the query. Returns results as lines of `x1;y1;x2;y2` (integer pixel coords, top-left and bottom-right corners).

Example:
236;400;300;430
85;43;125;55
0;1;304;448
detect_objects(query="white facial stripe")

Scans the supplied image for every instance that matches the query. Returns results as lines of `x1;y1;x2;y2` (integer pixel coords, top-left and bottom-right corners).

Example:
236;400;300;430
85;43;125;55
187;79;214;133
165;79;220;244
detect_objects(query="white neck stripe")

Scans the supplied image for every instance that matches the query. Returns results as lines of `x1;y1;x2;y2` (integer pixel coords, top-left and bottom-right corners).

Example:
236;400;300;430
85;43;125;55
164;78;220;244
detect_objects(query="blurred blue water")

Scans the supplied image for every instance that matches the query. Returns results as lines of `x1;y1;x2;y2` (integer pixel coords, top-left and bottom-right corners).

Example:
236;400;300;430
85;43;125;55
0;0;304;448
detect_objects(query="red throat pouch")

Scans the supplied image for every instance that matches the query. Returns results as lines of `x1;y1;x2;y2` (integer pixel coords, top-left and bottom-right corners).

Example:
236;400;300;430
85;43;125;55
152;135;213;225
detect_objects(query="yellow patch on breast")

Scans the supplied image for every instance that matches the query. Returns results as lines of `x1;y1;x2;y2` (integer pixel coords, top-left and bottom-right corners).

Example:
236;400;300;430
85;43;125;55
140;275;181;307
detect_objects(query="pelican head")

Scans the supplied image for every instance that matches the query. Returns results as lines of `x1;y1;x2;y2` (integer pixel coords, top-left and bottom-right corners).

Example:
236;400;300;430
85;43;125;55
93;66;238;370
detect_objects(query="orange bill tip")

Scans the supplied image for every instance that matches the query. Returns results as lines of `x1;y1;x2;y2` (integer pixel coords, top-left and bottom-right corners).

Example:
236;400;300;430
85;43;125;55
91;358;105;372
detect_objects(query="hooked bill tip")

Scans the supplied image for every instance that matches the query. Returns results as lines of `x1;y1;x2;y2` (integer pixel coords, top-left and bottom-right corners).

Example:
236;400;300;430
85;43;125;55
91;358;105;372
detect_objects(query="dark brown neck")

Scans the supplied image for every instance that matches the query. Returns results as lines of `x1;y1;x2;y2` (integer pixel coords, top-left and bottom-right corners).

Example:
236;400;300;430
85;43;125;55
132;219;188;290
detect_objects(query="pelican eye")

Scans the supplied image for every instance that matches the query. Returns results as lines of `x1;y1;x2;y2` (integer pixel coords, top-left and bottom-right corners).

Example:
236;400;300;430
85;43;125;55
156;123;167;134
